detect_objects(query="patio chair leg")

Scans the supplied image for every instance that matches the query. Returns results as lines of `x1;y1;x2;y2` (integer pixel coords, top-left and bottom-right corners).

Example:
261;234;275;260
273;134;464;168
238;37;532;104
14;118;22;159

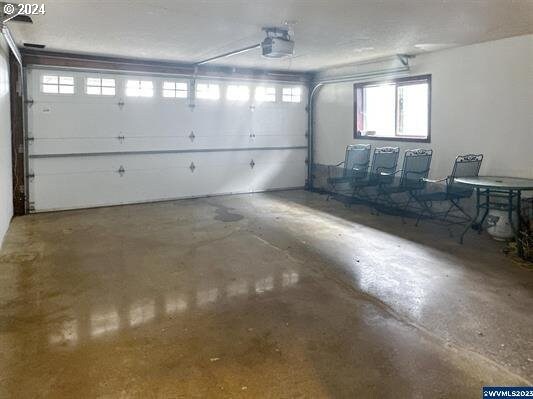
415;199;433;226
401;195;413;224
450;200;473;226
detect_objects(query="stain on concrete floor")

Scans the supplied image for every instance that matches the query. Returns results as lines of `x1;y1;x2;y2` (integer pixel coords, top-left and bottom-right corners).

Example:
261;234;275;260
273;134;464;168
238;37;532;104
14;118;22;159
0;190;531;398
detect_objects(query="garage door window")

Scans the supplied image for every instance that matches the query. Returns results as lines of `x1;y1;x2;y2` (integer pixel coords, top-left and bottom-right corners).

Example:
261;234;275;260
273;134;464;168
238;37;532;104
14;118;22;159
42;75;75;94
86;78;116;96
196;83;220;100
255;87;276;102
126;80;154;97
162;81;188;98
282;87;301;103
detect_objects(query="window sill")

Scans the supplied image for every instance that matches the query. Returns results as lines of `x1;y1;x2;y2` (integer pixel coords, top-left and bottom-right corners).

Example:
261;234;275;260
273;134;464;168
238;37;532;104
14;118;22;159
354;132;430;143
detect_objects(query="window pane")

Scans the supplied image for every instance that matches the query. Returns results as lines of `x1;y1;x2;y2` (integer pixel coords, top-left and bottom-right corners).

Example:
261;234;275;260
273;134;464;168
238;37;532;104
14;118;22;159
140;81;153;90
59;76;74;85
59;85;75;94
102;79;115;87
255;87;276;102
176;82;187;91
42;84;58;93
397;83;428;137
163;81;175;90
175;90;187;98
43;75;58;84
282;87;301;103
362;84;395;137
87;77;101;86
87;86;101;95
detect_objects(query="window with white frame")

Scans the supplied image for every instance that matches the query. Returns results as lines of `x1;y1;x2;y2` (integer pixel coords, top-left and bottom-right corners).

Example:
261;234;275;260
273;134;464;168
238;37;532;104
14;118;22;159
162;81;188;98
196;83;220;100
355;75;431;141
255;87;276;102
282;87;301;103
125;80;154;97
226;85;250;101
86;78;116;96
41;75;75;94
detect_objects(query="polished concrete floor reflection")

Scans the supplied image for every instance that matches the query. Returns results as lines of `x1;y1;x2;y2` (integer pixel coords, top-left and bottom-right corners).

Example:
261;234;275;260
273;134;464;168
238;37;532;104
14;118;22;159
0;190;531;398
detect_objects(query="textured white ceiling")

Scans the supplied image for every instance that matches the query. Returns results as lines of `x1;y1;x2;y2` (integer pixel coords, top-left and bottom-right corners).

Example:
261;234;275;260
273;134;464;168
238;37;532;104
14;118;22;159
7;0;533;72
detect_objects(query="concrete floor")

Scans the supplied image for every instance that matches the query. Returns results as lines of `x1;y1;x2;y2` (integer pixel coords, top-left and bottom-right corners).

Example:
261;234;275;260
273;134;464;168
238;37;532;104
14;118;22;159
0;190;531;398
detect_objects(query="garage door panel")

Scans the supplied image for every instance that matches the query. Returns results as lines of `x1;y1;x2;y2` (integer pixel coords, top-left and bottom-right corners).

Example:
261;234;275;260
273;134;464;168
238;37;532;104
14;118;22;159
30;150;303;212
27;67;308;211
192;104;252;134
29;102;123;140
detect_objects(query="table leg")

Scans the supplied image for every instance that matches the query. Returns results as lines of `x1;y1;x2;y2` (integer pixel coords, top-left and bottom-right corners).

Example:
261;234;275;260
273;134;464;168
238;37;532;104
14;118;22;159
477;188;490;233
516;190;523;258
460;187;481;244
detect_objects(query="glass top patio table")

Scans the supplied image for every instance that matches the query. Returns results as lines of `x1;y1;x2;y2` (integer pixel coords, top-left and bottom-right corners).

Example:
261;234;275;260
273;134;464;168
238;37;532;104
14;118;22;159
454;176;533;190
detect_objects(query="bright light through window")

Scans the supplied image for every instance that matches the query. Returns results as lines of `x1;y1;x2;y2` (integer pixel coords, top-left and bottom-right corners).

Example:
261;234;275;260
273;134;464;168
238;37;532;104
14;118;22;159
355;75;430;141
226;85;250;101
196;83;220;100
282;87;301;103
86;77;116;96
397;83;429;137
255;87;276;102
126;80;154;97
42;75;75;94
363;84;396;137
163;81;188;98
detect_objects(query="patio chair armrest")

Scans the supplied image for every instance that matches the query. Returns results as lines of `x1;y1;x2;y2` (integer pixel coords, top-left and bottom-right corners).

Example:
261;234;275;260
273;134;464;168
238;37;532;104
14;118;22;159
380;169;403;177
422;176;449;183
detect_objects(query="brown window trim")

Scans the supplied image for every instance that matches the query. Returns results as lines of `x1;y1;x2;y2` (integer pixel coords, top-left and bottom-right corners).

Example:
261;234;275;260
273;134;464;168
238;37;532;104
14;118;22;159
354;74;431;143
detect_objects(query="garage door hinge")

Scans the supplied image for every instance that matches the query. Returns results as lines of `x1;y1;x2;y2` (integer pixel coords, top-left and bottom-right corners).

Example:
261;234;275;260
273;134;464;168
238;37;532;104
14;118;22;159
25;99;34;107
189;162;196;172
305;130;309;138
250;159;255;169
117;100;125;109
117;166;125;176
27;172;35;181
305;158;309;164
26;136;34;144
189;131;195;142
117;134;125;143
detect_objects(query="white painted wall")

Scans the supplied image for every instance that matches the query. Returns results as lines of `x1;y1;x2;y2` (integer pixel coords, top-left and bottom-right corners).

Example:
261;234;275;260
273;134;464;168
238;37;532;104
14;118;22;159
0;35;12;247
314;34;533;180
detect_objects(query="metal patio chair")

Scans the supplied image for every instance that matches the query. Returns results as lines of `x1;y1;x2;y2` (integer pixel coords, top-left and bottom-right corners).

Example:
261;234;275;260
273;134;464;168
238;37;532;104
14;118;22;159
375;148;433;215
413;153;484;226
351;146;400;202
327;144;371;198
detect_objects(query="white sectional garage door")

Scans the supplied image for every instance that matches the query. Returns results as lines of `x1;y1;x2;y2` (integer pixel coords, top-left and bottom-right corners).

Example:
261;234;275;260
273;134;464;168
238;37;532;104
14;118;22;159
26;68;308;212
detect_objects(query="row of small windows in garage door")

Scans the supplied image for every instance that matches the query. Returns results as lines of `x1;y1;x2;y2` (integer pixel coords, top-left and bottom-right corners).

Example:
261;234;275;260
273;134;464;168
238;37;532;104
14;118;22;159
40;75;303;103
